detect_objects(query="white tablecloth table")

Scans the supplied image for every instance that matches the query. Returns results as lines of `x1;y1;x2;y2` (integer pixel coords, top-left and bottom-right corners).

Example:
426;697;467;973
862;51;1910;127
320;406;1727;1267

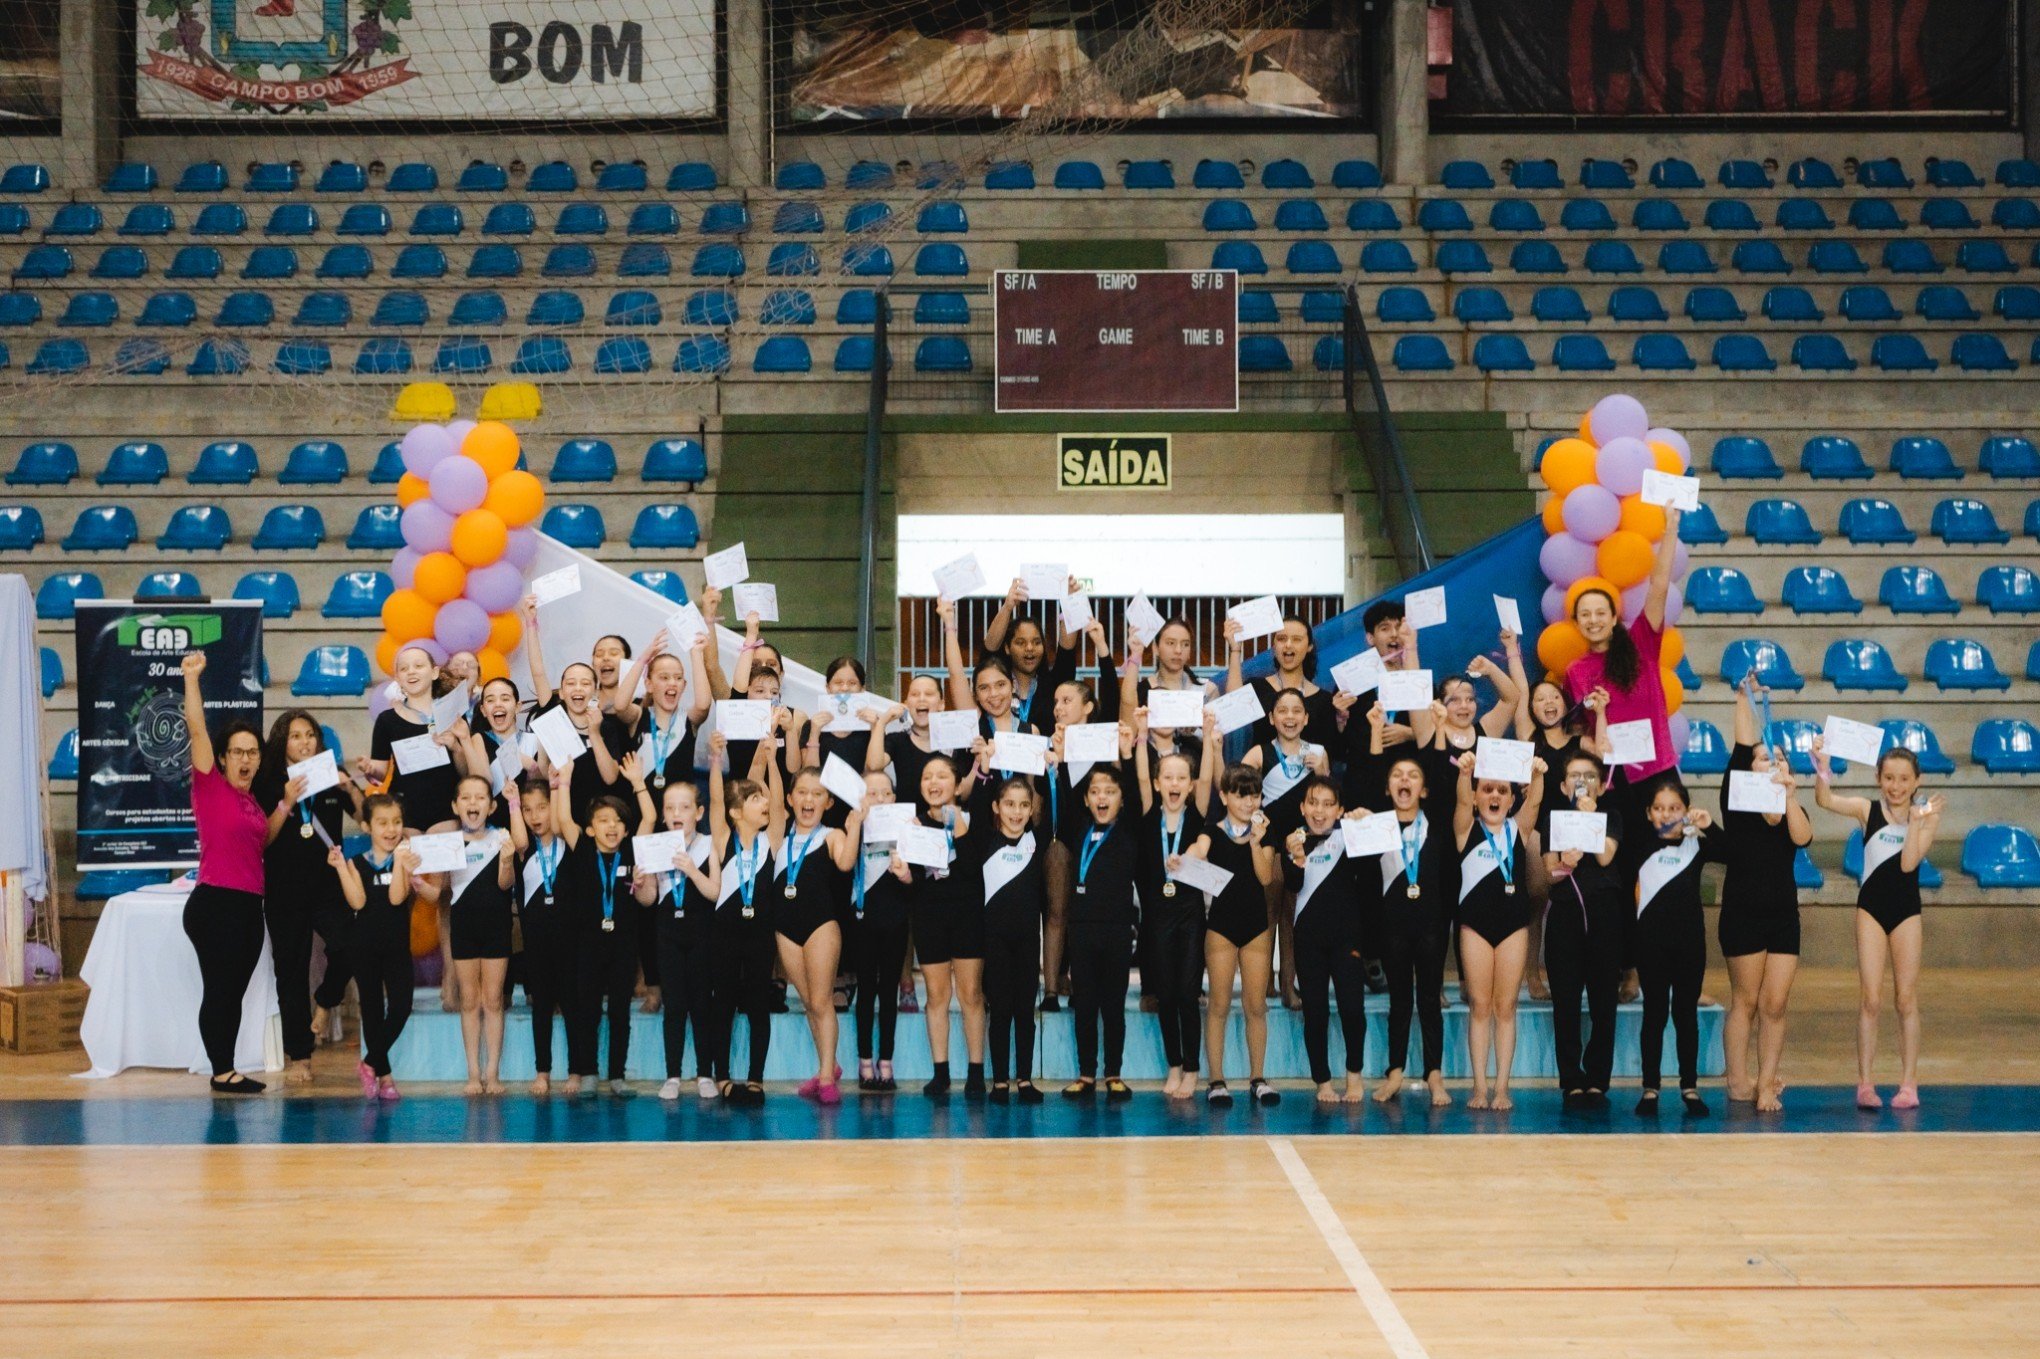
77;883;283;1078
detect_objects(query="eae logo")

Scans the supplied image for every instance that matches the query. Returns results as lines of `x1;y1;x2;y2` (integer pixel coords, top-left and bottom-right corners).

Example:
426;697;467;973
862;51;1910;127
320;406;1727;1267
139;0;417;115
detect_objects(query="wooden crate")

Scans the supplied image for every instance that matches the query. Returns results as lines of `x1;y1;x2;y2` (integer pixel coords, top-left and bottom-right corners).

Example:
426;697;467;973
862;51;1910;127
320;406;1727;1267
0;979;89;1054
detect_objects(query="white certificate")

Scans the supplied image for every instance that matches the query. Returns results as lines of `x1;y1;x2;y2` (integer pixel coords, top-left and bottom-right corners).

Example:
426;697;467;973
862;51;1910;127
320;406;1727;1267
1640;469;1701;511
1727;770;1789;815
632;831;695;874
714;700;773;741
664;602;709;652
732;582;778;623
409;832;467;875
818;691;875;735
1018;562;1069;603
390;733;451;776
1403;586;1448;631
1605;719;1658;767
862;802;917;844
1330;648;1385;696
1206;685;1266;736
933;552;986;601
1548;810;1610;855
529;564;581;607
287;749;339;798
492;734;527;790
1146;687;1204;730
928;709;980;751
1063;722;1121;763
1377;668;1434;713
1822;715;1886;768
820;752;870;810
1060;592;1094;634
1125;593;1166;645
990;731;1050;776
1341;813;1400;858
1226;594;1283;641
1494;594;1523;636
1474;736;1536;785
429;684;471;734
896;823;952;869
703;542;750;590
1168;854;1234;897
529;706;586;767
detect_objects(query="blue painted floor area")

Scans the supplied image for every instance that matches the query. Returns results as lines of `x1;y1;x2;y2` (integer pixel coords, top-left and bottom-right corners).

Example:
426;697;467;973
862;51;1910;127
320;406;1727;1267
7;1086;2039;1147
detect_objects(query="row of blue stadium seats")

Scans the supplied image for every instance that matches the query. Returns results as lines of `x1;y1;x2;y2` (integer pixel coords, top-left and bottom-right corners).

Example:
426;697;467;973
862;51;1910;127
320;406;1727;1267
9;241;970;282
1436;156;2039;193
1712;634;2023;692
0;501;699;553
1285;330;2040;375
0;286;976;332
6;436;707;487
1209;236;2040;276
1676;711;2039;778
1704;434;2040;480
0;199;974;240
1200;196;2040;235
1676;496;2036;547
31;564;690;623
1279;283;2040;326
1689;564;2038;615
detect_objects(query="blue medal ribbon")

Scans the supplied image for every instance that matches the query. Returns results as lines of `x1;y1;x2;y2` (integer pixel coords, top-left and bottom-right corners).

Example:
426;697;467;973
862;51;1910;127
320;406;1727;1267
1076;824;1109;891
1158;808;1185;886
533;836;561;904
596;849;619;926
733;835;762;913
783;828;821;894
1477;819;1516;892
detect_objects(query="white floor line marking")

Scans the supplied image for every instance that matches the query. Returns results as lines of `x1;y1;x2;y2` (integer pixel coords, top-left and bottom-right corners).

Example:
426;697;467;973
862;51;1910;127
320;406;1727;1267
1269;1137;1431;1359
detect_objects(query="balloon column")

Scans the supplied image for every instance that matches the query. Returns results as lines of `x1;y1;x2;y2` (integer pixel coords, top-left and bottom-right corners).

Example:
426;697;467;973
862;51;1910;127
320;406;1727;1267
1532;393;1695;753
376;419;546;689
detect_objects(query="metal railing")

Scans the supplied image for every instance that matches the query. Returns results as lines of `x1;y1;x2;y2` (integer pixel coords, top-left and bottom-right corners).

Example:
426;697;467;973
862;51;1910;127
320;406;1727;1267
1343;283;1434;581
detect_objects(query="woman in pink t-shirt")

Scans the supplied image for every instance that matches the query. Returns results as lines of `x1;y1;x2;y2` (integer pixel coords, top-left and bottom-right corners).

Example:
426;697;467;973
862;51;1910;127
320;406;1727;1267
180;652;271;1094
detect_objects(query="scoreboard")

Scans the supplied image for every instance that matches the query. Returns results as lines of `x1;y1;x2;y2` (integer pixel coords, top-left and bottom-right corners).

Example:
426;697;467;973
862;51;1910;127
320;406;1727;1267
993;269;1239;413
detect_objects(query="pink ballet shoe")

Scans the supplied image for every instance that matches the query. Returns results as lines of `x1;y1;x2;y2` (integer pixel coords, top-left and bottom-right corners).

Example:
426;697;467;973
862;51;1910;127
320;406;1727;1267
1891;1084;1920;1110
796;1076;820;1099
817;1081;842;1106
1855;1083;1882;1110
357;1060;378;1098
377;1077;402;1103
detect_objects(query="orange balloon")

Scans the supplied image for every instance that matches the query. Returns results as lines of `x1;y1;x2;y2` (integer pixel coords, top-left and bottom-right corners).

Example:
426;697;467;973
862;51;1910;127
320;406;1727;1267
1661;666;1685;713
464;421;521;480
1537;620;1589;677
1577;411;1596;443
396;472;430;508
381;587;436;645
1564;575;1621;618
1648;440;1684;476
1596;529;1654;589
476;647;510;683
1618;494;1667;541
450;508;508;567
1539;438;1599;496
1660;625;1686;669
410;896;439;957
375;632;400;678
483;468;544;528
413;550;467;606
488;610;523;655
1541;495;1567;535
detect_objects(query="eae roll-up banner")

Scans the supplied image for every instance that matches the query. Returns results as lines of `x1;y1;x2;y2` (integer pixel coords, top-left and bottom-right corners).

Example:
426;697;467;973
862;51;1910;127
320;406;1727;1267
135;0;717;120
73;602;264;870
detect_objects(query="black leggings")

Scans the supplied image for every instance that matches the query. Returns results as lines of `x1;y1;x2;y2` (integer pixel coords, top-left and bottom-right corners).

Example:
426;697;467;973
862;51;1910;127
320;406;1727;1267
655;926;715;1080
853;916;911;1061
1381;913;1447;1078
984;924;1040;1084
353;919;414;1079
1544;879;1624;1092
572;918;639;1079
1068;922;1133;1078
1144;905;1204;1073
1294;920;1367;1085
520;913;573;1076
182;884;265;1077
712;920;775;1084
1635;906;1705;1090
265;889;350;1063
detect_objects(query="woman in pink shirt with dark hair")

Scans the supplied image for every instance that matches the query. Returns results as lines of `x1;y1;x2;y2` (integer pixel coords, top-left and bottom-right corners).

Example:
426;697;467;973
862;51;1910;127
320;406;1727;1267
180;652;271;1094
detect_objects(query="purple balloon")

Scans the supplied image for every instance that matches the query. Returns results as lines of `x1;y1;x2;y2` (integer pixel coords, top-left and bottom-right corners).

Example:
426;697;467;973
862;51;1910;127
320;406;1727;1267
1561;484;1622;543
401;500;455;554
1646;426;1692;469
1595;436;1654;497
368;680;396;720
1672;540;1691;580
412;638;449;667
23;942;59;981
1541;583;1568;626
502;526;539;570
1620;581;1647;624
391;547;422;591
1668;711;1691;753
414;951;444;984
428;454;488;515
1539;531;1599;587
465;560;526;614
400;424;455;480
1662;581;1685;627
447;419;479;452
434;598;491;654
1588;393;1649;445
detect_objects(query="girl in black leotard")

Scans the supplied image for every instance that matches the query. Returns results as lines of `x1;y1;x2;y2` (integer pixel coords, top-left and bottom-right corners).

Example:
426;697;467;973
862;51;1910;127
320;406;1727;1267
1242;686;1331;1011
510;778;572;1095
1451;747;1547;1111
1538;751;1624;1106
1631;775;1723;1118
848;768;914;1094
1041;675;1103;1013
640;778;720;1103
1061;758;1141;1099
979;573;1082;733
1132;714;1219;1101
1225;613;1340;750
1813;741;1943;1112
708;730;783;1106
1521;676;1606;1002
1362;747;1453;1108
1282;776;1370;1104
552;759;657;1098
905;753;985;1097
1181;752;1280;1108
422;774;517;1095
773;766;862;1107
969;772;1048;1103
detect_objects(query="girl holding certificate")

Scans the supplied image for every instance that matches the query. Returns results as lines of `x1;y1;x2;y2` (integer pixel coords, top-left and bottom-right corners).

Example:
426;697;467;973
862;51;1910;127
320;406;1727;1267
1225;613;1338;750
1240;686;1331;1010
1364;710;1453;1107
709;731;783;1105
422;775;516;1095
1181;763;1281;1108
772;765;863;1106
508;773;572;1094
643;778;720;1102
552;759;657;1097
979;574;1082;731
850;770;914;1093
1133;711;1220;1100
1452;748;1547;1110
906;753;986;1098
1630;775;1723;1117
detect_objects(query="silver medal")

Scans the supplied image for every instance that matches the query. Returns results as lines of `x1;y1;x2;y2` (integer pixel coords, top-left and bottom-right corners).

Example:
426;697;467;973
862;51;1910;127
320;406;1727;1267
1406;883;1420;900
1163;882;1177;899
300;821;314;839
600;918;616;932
652;774;666;790
1504;883;1516;896
784;885;797;900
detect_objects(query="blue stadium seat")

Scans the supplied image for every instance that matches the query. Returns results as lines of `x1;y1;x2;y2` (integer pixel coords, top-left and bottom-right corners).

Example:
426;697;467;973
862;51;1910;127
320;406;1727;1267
190;440;258;484
1633;199;1688;231
832;337;880;373
386;163;436;192
1872;334;1937;371
527;161;575;192
1746;499;1823;545
369;293;424;328
632;570;691;605
292;646;370;697
1732;240;1791;273
1977;564;2038;613
1953;334;2017;371
595;338;652;375
110;339;168;376
1931;497;2010;544
35;571;99;618
1857;157;1912;188
1679;718;1730;776
26;339;89;376
1237;290;1279;323
265;204;317;237
1608;286;1666;321
1713;334;1776;371
1847;198;1903;230
526;291;583;326
700;201;751;234
1921;198;1979;230
1763;285;1821;321
540;503;606;548
456;244;512;279
47;729;77;781
915;243;968;276
1192;159;1244;190
1801;436;1873;480
1786;157;1841;189
367;442;405;484
47;203;102;235
1650;158;1703;189
1680;504;1729;544
118;204;173;236
1553;335;1616;372
448;291;507;327
1792;334;1857;370
104;162;157;192
1711;437;1781;478
1806;241;1866;273
316;162;365;193
1962;826;2040;888
293;292;350;327
275;440;345;485
1053;162;1105;190
983;162;1033;191
1532;287;1589;322
250;505;324;552
99;442;169;485
1347;201;1400;231
1838;498;1915;544
1213;241;1268;274
136;569;205;600
630;505;702;550
1720;159;1772;189
317;244;372;279
1473;335;1533;372
1452;288;1509;322
1440;161;1494;189
242;246;298;279
511;336;572;374
1999;158;2040;186
1513;240;1569;272
1882;240;1942;274
59;293;117;327
675;336;731;374
392;244;448;278
8;441;78;485
157;505;230;551
243;162;294;193
1991;198;2040;229
1970;720;2040;775
0;163;47;194
1703;199;1759;231
1511;160;1562;189
1585;241;1642;273
1349;239;1412;274
765;242;819;277
1924;638;2010;690
687;289;738;327
91;246;148;279
596;163;647;192
1775;198;1832;230
354;338;412;375
408;203;463;236
912;292;967;325
552;440;617;482
691;244;744;277
1770;720;1841;776
1720;638;1804;690
0;292;39;327
1237;336;1292;372
630;203;680;236
0;504;44;550
1392;336;1453;372
1686;566;1764;613
1839;285;1900;321
917;201;968;233
1489;200;1544;232
774;160;825;191
643;439;708;484
136;292;193;328
1418;199;1472;232
1434;241;1491;274
1923;157;1980;188
541;244;594;277
1274;200;1329;232
605;289;662;327
1980;436;2039;478
1314;338;1352;373
617;243;670;277
1579;158;1632;190
1891;436;1962;478
481;202;533;236
1261;158;1313;189
1780;566;1861;614
1634;334;1695;370
434;337;493;374
844;201;892;234
15;246;73;279
1879;719;1955;774
771;201;823;235
753;336;811;373
347;504;404;550
1878;565;1959;614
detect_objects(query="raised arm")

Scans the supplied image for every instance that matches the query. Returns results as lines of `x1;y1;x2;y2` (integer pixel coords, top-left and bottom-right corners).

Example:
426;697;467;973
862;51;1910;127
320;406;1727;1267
1514;756;1548;835
549;765;582;851
1900;795;1944;871
699;586;732;700
686;634;714;726
1643;507;1682;632
1193;708;1218;815
619;753;655;833
1732;673;1762;747
865;701;904;773
1503;633;1532;738
1132;711;1156;814
730;609;764;694
763;738;788;842
521;595;554;709
1809;737;1871;826
1453;750;1477;842
331;847;365;911
180;652;215;775
1222;618;1245;694
611;630;661;728
709;731;732;856
980;578;1022;654
939;597;974;715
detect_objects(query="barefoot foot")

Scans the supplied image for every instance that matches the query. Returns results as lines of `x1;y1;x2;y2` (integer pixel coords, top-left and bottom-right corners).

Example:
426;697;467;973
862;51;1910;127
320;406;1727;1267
1425;1072;1452;1106
531;1073;551;1097
1373;1069;1405;1104
1491;1089;1514;1111
1341;1077;1365;1103
462;1079;483;1096
1315;1082;1339;1104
